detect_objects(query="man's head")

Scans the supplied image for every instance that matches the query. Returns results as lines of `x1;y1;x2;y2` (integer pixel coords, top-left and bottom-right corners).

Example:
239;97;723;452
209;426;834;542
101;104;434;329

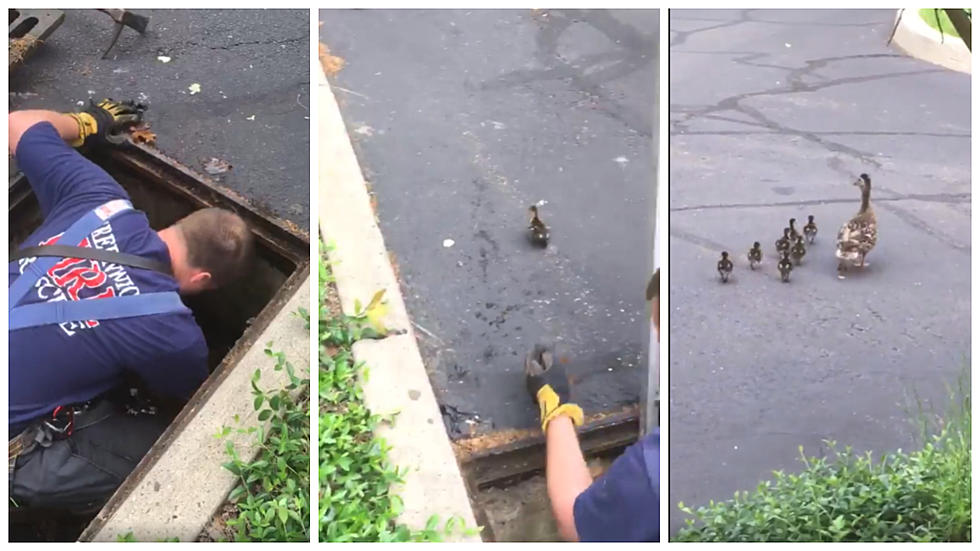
158;208;254;294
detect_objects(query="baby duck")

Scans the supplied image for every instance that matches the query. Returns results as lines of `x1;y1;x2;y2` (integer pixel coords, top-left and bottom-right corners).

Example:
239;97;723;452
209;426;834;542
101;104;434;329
789;218;801;242
836;174;877;278
717;251;733;283
747;241;762;270
790;236;806;265
528;205;550;247
778;252;793;282
775;228;791;256
803;215;817;244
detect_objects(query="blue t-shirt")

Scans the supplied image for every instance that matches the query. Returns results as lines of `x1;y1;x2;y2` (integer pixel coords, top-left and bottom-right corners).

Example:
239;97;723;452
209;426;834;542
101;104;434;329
9;122;208;433
574;430;659;542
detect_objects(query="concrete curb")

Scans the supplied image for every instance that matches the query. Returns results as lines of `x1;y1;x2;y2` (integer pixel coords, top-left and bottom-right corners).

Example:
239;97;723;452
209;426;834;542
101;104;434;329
87;278;311;542
317;67;480;541
891;8;971;74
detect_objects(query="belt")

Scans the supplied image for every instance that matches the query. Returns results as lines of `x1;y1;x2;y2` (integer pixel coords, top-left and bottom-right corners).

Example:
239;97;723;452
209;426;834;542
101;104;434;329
8;400;113;475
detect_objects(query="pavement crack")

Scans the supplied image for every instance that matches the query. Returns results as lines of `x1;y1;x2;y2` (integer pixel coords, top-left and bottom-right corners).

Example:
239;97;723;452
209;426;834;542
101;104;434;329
669;228;732;254
670;9;753;48
675;129;970;138
671;61;946;168
480;9;655;137
670;192;971;212
875;202;970;254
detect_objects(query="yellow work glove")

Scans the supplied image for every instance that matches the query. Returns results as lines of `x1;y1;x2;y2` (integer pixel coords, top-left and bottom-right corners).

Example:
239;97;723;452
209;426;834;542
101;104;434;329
66;98;146;147
524;344;584;432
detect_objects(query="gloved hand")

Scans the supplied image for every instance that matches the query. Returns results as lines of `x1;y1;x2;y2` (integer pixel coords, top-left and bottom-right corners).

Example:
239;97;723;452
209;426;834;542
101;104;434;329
525;344;584;432
66;98;146;148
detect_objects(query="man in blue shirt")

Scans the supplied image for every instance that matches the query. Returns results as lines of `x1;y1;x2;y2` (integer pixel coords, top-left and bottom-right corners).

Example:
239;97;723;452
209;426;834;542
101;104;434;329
525;269;659;542
8;100;255;512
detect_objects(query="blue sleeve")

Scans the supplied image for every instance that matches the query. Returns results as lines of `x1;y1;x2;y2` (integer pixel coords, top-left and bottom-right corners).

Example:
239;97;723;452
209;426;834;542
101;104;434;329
129;330;209;401
573;432;659;542
15;122;128;219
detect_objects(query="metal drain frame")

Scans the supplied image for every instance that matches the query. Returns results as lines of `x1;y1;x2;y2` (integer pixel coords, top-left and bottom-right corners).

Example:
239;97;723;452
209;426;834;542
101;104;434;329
459;406;641;490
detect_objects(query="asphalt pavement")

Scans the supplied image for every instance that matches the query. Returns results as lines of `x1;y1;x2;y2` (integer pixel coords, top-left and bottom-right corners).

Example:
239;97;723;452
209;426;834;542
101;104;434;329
321;9;658;437
10;9;311;227
668;9;970;536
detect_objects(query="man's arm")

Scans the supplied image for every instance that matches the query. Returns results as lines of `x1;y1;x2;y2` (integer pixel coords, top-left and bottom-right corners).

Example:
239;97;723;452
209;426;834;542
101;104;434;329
8;110;82;155
9;100;146;155
545;415;593;542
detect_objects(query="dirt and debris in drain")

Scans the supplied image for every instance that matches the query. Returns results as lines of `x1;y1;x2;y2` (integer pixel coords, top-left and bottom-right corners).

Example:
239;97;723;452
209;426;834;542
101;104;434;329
452;404;637;462
473;455;615;542
9;36;40;66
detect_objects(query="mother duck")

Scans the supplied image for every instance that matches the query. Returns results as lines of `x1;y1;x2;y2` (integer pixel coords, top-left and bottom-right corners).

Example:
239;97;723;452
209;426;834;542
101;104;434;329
836;173;877;278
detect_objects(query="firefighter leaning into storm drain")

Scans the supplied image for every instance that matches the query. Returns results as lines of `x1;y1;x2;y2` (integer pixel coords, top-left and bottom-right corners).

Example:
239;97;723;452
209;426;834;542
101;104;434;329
8;100;255;512
525;269;659;542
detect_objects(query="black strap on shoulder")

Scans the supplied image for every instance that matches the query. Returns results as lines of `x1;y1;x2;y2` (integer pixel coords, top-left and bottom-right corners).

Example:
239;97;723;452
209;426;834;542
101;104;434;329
10;245;173;276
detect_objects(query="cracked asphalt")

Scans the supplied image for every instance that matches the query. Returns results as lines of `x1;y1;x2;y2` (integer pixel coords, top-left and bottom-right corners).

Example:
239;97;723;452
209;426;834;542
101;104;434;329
668;10;970;536
321;9;657;437
10;9;310;227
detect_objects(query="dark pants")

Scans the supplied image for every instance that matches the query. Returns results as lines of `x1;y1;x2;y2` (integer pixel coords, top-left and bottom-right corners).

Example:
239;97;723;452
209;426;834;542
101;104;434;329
10;401;170;513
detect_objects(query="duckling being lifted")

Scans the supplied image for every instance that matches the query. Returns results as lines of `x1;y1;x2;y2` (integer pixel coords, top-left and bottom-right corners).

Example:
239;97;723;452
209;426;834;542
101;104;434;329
717;251;733;283
775;228;791;256
528;205;550;247
836;174;877;278
747;242;762;270
803;215;817;244
778;252;793;282
791;236;806;265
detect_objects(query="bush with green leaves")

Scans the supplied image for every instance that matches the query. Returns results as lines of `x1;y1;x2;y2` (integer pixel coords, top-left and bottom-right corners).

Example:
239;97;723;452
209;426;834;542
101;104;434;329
676;390;971;542
319;243;476;542
218;335;311;542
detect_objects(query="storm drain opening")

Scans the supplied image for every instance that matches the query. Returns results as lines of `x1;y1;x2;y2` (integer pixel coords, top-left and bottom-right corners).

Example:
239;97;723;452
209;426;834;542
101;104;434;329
8;9;65;70
8;141;310;542
454;406;641;542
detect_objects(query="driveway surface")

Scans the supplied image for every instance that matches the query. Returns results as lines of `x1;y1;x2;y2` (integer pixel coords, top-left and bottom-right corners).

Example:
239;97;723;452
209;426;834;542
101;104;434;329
669;9;970;536
321;9;658;437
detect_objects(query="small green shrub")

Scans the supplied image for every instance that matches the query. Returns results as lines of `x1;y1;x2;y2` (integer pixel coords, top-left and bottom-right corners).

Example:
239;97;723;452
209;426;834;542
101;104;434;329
918;8;971;39
675;391;971;542
218;340;311;542
318;242;477;542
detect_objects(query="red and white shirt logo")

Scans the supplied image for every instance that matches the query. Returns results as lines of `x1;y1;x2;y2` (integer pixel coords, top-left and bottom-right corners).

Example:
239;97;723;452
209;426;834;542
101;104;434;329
18;221;142;336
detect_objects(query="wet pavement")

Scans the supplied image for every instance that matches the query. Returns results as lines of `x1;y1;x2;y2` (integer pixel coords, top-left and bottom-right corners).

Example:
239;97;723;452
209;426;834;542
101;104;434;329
321;9;658;437
9;8;310;227
668;9;970;535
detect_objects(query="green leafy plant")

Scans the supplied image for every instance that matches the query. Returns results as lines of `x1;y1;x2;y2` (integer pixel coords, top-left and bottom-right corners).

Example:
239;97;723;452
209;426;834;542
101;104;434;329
319;241;478;542
116;532;179;542
675;384;971;542
218;341;311;542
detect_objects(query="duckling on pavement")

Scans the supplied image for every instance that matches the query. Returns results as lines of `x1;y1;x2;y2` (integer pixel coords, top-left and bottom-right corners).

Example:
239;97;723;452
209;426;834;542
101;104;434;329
803;215;817;244
778;252;793;282
717;251;733;283
528;205;550;247
747;242;762;270
775;227;791;256
789;218;801;242
790;236;806;265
